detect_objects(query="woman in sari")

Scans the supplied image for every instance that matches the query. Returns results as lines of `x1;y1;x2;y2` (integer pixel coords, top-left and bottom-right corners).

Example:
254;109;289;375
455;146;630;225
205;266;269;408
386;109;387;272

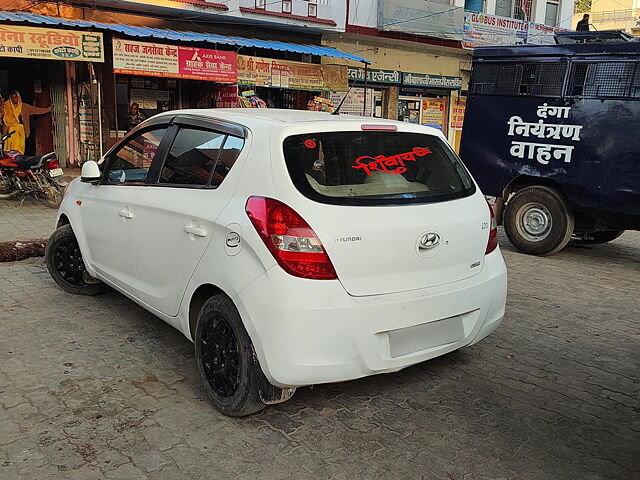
3;91;52;154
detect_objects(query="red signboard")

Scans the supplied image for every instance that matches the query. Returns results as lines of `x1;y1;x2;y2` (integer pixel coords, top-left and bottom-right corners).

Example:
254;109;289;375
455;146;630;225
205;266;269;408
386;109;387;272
113;38;237;83
178;47;237;83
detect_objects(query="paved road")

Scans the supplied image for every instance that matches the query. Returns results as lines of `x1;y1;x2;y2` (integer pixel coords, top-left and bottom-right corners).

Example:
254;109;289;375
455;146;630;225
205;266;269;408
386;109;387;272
1;225;639;479
0;199;57;243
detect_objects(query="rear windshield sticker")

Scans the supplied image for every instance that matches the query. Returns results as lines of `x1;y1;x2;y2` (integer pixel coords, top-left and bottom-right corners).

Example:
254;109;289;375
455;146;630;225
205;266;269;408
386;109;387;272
304;139;317;149
352;147;431;175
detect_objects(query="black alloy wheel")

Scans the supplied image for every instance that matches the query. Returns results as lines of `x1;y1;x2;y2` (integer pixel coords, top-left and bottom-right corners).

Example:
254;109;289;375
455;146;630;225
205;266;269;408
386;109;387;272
194;294;266;416
45;225;108;296
198;315;241;398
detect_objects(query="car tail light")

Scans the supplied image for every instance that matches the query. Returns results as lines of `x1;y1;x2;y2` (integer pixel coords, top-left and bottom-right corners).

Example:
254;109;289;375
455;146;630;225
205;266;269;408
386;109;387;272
245;196;337;280
45;157;59;169
485;202;498;254
361;124;397;131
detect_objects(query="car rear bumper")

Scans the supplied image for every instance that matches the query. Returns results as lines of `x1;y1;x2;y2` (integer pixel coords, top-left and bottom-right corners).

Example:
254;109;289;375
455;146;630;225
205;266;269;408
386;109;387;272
235;249;507;388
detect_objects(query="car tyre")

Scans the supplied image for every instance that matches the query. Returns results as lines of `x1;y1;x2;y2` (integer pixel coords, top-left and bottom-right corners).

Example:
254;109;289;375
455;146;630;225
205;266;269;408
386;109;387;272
45;225;109;295
577;230;625;244
195;294;266;417
504;186;574;256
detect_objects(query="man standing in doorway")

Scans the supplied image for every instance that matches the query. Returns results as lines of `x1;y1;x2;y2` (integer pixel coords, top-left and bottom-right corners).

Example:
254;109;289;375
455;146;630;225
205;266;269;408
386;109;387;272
576;14;590;32
2;91;52;154
127;103;145;131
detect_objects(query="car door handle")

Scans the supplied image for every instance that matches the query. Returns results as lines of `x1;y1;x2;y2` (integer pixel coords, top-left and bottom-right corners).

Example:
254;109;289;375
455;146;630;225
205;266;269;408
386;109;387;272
118;208;134;219
184;225;207;237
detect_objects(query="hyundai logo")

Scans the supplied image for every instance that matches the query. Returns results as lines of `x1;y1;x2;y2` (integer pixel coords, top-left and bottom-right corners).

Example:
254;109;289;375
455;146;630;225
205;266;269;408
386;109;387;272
419;232;440;249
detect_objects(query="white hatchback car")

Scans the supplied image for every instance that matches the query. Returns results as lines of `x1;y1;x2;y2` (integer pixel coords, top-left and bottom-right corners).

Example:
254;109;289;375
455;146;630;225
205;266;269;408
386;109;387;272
46;109;507;416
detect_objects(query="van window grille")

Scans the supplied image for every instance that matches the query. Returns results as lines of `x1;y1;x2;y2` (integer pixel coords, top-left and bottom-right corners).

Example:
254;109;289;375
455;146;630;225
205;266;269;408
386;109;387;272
471;62;565;97
569;61;639;98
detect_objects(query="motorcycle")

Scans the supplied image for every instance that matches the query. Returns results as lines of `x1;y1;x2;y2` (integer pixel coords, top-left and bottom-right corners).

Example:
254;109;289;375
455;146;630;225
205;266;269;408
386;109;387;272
0;130;66;208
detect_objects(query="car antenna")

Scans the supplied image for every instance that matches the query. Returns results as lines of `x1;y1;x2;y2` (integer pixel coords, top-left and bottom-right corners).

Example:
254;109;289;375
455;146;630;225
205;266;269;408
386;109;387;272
332;86;352;115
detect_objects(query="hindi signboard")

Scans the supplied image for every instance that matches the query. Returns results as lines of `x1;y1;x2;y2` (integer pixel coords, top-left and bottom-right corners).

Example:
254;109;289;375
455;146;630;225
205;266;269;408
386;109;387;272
329;88;374;117
237;55;347;91
462;12;529;49
113;38;237;83
378;0;464;41
0;25;103;62
402;72;463;89
348;67;401;85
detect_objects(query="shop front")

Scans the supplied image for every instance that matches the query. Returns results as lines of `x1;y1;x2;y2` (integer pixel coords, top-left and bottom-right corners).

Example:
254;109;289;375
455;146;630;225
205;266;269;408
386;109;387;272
109;37;237;145
0;24;104;164
236;55;348;110
398;72;463;138
333;67;402;118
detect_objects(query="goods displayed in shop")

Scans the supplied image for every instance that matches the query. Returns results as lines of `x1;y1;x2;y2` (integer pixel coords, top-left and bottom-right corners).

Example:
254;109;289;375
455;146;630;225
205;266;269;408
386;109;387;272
239;90;267;108
307;96;335;113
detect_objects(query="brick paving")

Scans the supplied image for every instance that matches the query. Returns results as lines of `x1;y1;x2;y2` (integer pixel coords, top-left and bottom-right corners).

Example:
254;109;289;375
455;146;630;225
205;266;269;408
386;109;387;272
0;198;57;243
0;201;638;479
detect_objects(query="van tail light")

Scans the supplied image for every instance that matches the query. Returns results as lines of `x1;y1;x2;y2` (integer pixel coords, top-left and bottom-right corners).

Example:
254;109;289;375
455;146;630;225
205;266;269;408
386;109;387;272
245;196;337;280
485;202;498;254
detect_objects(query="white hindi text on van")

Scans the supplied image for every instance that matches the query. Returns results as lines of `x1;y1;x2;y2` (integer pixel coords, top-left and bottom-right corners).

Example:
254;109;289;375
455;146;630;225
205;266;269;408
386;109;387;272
506;104;582;165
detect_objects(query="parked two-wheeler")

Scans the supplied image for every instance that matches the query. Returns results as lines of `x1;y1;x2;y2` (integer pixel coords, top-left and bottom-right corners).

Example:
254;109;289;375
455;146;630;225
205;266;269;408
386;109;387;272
0;130;66;208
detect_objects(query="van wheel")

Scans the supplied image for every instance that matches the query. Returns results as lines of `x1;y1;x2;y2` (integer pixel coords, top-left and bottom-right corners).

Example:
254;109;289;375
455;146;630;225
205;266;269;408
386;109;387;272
195;294;266;417
578;230;624;244
45;225;109;295
504;186;574;256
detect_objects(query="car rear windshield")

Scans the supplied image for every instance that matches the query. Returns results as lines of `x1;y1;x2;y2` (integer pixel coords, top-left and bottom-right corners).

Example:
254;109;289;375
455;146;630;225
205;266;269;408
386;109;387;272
282;131;476;206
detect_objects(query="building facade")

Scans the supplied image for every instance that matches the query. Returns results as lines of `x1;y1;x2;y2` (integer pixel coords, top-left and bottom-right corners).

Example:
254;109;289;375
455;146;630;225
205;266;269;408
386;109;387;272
323;0;575;150
582;0;640;36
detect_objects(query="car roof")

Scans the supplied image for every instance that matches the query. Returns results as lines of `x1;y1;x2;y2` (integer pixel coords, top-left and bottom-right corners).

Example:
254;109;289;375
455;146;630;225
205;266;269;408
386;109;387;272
153;108;414;127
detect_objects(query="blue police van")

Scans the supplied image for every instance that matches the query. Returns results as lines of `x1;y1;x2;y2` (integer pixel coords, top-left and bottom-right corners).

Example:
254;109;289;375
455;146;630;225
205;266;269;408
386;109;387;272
460;32;640;255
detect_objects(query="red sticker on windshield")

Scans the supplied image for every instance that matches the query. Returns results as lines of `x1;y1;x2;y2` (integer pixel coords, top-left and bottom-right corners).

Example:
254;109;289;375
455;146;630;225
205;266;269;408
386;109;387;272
352;147;431;175
304;139;317;149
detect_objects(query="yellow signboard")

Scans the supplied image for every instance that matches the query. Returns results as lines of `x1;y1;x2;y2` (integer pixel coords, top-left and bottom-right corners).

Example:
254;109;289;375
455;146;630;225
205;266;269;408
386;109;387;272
237;55;347;91
0;25;104;62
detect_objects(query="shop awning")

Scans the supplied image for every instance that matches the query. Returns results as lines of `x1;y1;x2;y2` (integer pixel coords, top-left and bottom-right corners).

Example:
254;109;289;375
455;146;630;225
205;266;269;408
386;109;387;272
0;10;370;63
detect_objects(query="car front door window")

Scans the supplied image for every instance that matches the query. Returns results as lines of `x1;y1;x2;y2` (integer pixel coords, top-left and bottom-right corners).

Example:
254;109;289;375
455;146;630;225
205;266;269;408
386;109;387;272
105;128;167;185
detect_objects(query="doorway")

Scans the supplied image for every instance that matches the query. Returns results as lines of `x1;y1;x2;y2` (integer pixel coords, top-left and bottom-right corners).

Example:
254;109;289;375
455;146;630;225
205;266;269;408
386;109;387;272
0;58;55;155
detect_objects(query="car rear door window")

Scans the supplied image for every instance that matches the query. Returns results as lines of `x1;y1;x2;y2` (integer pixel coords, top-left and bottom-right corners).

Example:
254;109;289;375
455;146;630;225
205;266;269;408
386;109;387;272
211;135;244;188
160;128;225;186
283;131;475;205
105;128;167;185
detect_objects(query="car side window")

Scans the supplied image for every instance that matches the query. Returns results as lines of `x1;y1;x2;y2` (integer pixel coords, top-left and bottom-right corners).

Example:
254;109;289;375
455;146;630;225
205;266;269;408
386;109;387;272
159;128;225;186
104;128;167;185
211;135;245;188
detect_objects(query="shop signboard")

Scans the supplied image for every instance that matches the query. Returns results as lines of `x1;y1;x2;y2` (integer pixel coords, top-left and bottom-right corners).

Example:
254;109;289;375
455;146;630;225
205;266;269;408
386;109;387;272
216;85;239;108
421;98;448;131
451;97;466;129
348;67;401;85
237;55;348;91
113;38;237;83
402;73;463;90
0;25;103;62
378;0;464;41
329;88;374;116
462;12;529;49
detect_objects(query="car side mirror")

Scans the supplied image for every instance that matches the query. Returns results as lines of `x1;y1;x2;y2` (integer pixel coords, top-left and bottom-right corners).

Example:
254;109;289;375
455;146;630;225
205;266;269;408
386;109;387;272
81;161;101;184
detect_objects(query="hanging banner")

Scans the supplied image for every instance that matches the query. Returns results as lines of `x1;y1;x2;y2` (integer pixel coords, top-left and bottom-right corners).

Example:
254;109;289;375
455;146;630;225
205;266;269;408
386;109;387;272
378;0;464;41
237;55;347;91
451;97;466;129
113;38;237;83
0;25;103;62
527;22;557;45
421;98;448;131
463;12;529;49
